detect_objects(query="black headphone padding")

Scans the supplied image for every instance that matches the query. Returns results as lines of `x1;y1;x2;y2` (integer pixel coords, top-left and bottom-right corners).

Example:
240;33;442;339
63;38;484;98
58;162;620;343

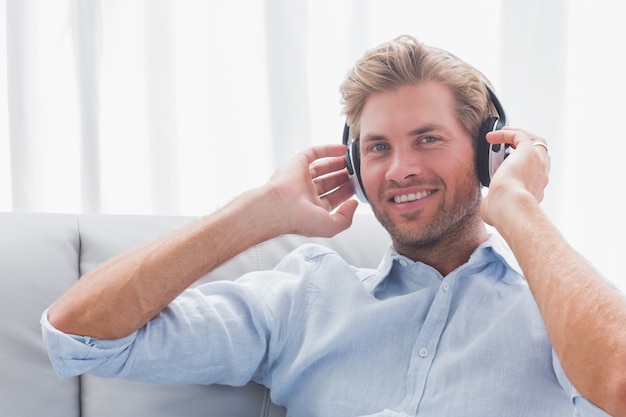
476;83;507;187
342;123;367;202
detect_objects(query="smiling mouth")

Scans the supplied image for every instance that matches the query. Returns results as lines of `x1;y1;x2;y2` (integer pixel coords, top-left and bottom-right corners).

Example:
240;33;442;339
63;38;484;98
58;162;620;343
393;190;435;203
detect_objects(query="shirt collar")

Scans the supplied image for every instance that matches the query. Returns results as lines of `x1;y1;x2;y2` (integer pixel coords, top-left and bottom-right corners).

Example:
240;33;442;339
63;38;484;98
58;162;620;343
363;230;523;292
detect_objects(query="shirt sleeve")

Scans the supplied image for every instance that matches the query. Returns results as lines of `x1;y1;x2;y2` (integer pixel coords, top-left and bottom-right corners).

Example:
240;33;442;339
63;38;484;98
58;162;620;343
41;270;300;386
41;309;137;380
551;350;612;417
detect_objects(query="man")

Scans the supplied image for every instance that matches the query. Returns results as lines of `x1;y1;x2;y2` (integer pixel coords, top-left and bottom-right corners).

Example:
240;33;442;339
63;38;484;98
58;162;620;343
42;35;626;416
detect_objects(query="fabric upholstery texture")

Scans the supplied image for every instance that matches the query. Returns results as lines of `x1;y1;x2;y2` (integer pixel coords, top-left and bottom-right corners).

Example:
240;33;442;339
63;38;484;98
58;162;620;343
0;212;389;417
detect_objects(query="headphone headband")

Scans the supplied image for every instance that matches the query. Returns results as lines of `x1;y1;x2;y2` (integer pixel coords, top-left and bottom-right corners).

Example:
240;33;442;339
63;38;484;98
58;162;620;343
484;82;507;128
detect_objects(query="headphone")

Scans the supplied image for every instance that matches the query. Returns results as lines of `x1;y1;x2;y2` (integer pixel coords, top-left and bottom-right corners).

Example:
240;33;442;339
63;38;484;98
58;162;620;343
342;82;508;203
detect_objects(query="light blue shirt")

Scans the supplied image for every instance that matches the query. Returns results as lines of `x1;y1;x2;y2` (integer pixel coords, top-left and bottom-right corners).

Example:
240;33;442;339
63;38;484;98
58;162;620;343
42;234;609;417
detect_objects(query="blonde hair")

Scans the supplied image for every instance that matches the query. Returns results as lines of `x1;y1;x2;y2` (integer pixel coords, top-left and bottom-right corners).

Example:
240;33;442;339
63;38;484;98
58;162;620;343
339;35;496;144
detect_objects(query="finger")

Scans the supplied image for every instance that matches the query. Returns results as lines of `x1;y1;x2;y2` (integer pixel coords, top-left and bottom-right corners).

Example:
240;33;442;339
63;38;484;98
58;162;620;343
485;127;527;146
486;127;547;149
320;181;355;212
313;169;350;197
302;144;348;165
329;198;359;234
309;155;348;180
313;193;358;238
531;141;549;154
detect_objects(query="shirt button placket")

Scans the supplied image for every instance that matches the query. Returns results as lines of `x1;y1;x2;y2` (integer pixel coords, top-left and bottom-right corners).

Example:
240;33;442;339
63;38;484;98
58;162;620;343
401;278;455;413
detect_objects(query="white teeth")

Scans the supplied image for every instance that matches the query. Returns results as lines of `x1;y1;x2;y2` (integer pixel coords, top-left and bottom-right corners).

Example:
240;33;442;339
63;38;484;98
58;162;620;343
393;190;432;203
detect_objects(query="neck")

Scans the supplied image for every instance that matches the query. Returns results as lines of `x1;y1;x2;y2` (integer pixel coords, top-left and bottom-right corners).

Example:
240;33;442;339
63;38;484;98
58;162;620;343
394;209;489;276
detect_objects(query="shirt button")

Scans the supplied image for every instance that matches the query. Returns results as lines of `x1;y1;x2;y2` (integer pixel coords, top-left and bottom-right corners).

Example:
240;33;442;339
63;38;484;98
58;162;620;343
442;282;450;292
418;348;429;358
399;259;409;267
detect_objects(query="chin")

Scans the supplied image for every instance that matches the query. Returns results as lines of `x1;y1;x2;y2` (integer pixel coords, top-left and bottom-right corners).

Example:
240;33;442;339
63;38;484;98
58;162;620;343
371;197;483;254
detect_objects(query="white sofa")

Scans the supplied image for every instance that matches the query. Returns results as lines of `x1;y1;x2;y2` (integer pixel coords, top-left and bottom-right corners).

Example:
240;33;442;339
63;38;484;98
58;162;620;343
0;212;390;417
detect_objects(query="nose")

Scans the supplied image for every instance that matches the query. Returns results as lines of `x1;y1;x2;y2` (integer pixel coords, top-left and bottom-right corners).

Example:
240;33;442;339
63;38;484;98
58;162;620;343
385;148;424;184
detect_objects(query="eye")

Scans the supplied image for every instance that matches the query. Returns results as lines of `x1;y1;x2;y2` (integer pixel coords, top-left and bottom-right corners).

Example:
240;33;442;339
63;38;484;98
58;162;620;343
368;142;390;153
420;136;440;144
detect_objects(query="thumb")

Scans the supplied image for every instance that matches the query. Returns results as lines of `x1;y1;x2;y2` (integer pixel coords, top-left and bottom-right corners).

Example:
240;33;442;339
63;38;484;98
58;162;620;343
319;199;359;238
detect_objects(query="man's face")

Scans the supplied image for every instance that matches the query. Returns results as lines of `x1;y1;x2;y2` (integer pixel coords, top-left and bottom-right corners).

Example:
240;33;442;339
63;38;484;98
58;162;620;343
359;81;482;252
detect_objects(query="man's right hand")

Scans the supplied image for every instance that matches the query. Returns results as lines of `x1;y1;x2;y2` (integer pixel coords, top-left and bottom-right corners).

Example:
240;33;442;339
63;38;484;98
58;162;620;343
262;144;359;238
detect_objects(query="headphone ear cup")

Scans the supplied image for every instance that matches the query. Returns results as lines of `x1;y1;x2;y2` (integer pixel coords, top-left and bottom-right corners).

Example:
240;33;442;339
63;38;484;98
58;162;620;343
344;148;355;175
477;83;509;187
477;116;509;187
476;117;498;187
342;122;368;202
345;138;368;202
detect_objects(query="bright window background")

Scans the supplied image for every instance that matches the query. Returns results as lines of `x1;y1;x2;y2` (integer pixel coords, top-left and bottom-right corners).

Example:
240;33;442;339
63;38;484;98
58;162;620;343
1;0;625;290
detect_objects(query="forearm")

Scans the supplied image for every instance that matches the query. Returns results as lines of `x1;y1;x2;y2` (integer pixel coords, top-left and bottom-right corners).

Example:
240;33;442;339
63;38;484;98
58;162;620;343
47;186;283;340
497;191;626;416
47;144;355;341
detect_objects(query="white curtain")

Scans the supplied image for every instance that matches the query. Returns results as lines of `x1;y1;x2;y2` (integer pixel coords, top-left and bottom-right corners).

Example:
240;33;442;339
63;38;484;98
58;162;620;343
1;0;625;288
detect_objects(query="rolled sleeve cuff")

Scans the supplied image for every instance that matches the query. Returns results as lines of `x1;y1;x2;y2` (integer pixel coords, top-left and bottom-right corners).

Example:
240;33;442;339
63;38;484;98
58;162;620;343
40;308;137;380
552;350;612;417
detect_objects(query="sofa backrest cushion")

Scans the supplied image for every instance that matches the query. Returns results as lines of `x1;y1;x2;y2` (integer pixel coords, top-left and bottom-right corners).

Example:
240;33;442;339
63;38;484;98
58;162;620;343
1;212;390;417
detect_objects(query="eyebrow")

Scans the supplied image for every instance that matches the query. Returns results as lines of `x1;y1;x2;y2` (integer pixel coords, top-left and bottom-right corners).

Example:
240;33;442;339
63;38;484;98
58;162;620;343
361;123;448;142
